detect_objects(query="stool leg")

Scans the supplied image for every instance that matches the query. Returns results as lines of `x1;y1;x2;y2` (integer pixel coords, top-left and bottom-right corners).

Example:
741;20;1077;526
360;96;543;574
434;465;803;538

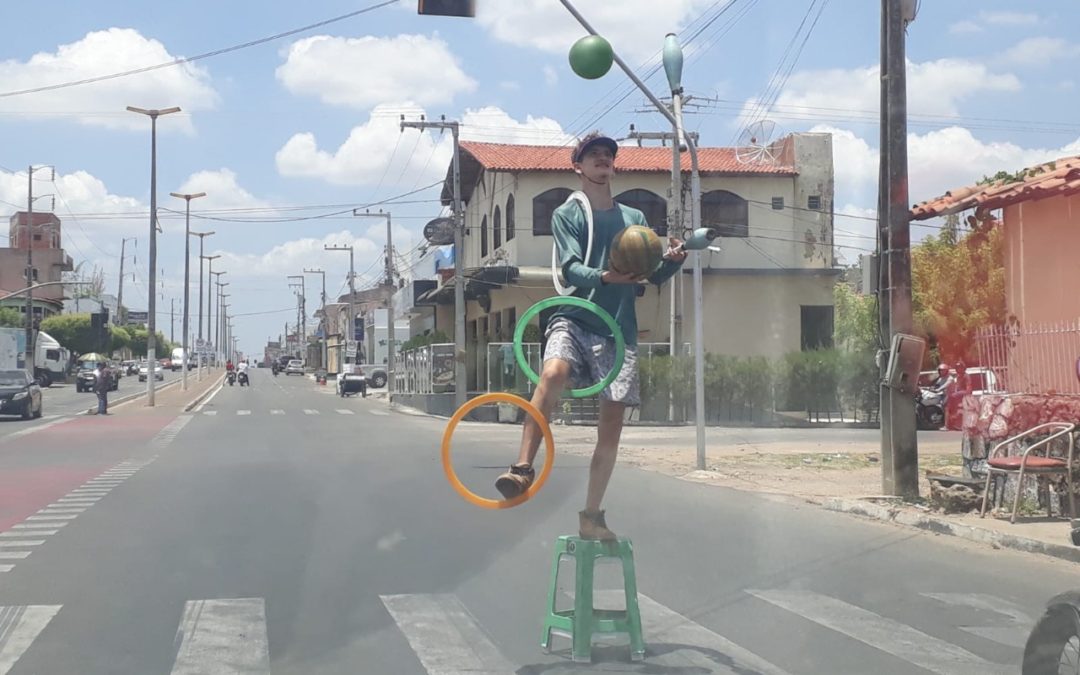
541;551;562;652
620;546;645;661
572;550;595;663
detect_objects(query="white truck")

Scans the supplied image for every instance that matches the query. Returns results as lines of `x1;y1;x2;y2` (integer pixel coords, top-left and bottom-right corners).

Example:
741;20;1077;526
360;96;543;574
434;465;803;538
0;328;70;387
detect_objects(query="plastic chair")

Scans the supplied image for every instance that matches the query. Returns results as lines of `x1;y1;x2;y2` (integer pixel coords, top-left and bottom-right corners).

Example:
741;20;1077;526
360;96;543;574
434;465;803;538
980;422;1076;523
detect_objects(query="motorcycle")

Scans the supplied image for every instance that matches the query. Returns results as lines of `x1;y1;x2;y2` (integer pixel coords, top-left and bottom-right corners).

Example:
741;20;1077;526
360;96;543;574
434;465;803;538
238;370;249;387
272;365;279;377
1023;590;1080;673
915;388;945;430
226;371;236;386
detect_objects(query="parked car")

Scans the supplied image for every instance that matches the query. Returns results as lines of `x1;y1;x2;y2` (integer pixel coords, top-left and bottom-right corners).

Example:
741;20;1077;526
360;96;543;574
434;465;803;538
0;370;42;420
285;359;305;376
75;361;118;393
358;363;388;388
139;363;165;382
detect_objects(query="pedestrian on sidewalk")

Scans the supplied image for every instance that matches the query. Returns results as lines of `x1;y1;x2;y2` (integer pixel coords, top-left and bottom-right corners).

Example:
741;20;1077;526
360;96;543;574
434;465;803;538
94;362;111;415
493;132;688;540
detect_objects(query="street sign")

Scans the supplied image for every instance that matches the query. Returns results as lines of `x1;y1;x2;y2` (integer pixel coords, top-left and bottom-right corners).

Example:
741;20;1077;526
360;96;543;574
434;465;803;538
345;340;358;357
126;310;148;324
423;217;455;246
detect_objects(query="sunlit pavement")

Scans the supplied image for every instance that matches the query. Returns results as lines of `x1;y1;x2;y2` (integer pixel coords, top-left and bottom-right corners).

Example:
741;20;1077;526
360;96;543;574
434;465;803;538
0;367;1071;674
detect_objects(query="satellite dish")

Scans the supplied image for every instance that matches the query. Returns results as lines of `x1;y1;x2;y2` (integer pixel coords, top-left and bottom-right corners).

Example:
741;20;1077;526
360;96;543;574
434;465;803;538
735;119;781;165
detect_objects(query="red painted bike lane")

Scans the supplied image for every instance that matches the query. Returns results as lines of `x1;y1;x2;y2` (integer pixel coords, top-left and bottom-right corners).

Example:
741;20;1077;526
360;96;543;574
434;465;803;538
0;414;178;531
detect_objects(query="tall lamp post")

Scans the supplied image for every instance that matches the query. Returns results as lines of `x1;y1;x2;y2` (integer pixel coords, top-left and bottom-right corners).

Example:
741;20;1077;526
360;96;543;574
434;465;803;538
325;244;356;364
190;230;215;380
170;191;206;391
21;168;54;382
209;269;225;363
304;268;327;370
127;105;181;406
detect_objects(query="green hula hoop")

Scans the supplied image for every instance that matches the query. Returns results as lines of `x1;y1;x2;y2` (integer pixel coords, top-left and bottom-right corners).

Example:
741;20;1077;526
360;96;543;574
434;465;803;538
513;296;625;398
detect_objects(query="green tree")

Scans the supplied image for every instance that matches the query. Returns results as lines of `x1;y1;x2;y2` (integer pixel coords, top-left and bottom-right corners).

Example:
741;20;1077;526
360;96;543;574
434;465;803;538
0;307;23;328
911;213;1006;363
833;281;877;353
39;314;110;355
124;326;168;357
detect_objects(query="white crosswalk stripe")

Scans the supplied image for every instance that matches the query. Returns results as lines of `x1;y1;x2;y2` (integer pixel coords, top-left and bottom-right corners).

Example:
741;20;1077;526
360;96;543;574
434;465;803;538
381;594;515;675
303;409;320;415
923;592;1033;650
237;410;251;416
270;410;285;415
369;409;389;416
203;410;217;416
0;541;44;547
0;605;61;674
335;409;354;415
0;552;31;560
171;598;269;674
748;589;1010;675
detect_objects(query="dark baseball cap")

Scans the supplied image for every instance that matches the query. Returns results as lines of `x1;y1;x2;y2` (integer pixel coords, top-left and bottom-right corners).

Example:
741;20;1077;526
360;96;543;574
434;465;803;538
572;133;618;164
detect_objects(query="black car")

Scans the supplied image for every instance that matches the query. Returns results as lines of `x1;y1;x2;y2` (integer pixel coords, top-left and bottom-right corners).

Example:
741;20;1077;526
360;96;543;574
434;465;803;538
75;364;118;393
0;370;43;420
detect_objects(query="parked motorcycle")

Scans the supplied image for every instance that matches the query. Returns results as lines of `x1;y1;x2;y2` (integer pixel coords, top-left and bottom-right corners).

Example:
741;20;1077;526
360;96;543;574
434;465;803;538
915;388;944;430
238;371;249;387
226;371;236;386
1023;590;1080;673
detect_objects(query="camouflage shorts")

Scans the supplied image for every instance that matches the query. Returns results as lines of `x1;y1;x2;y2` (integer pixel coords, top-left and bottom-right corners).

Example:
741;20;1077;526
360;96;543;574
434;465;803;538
543;318;640;406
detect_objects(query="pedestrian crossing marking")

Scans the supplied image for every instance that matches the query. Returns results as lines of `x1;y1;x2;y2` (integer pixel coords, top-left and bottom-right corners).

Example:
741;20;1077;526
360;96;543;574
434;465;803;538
0;552;31;560
747;589;1009;675
171;598;269;675
335;409;354;415
0;531;56;537
270;410;284;415
0;605;61;675
369;409;389;416
0;541;44;548
203;411;218;416
922;592;1033;649
381;594;516;675
303;409;320;415
27;514;78;521
12;524;64;530
237;410;251;416
0;566;13;573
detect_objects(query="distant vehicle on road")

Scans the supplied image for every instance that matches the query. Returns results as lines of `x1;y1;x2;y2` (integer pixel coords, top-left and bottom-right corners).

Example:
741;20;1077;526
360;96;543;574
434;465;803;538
139;363;164;382
0;369;42;420
285;360;304;376
0;328;69;387
75;358;118;393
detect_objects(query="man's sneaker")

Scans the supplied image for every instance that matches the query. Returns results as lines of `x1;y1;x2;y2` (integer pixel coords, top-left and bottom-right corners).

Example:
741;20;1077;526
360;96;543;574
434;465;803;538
495;463;535;499
579;510;617;541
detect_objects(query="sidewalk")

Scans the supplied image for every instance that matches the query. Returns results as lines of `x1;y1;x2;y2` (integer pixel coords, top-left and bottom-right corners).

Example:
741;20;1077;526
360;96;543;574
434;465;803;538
110;369;224;416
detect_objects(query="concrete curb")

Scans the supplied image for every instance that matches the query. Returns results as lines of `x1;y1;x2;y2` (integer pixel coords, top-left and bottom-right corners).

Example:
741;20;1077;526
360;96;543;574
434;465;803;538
81;377;181;414
820;497;1080;564
183;375;225;413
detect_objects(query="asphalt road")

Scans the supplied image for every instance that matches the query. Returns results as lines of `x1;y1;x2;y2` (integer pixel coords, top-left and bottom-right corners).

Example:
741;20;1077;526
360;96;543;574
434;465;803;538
0;367;1073;673
0;368;182;441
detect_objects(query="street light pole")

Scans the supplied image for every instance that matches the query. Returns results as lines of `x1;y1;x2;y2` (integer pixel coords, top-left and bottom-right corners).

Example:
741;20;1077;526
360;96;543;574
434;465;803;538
22;165;54;381
353;209;396;400
170;191;206;392
208;267;224;363
190;230;214;380
127;105;181;407
325;244;357;365
288;275;306;362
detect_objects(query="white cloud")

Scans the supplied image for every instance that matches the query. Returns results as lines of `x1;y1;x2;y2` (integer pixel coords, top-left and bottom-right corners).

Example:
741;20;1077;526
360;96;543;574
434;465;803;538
276;104;572;186
980;10;1039;25
216;230;382;282
948;20;983;35
543;65;559;87
741;58;1021;127
275;34;476;109
834;204;877;265
810;125;878;195
476;0;719;60
0;28;217;131
1001;37;1080;66
173;168;272;212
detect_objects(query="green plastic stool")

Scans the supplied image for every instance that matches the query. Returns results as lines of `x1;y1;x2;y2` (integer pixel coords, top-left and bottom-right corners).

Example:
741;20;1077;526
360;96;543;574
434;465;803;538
541;535;645;663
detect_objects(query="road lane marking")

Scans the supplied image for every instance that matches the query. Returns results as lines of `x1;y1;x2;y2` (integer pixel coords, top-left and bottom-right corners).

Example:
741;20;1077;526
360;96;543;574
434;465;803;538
11;524;64;531
303;409;319;415
56;498;100;504
0;531;56;537
171;598;269;675
0;605;61;674
922;592;1033;649
237;410;251;416
381;594;515;675
1;417;76;443
0;541;44;547
202;410;218;416
193;381;224;413
0;566;13;573
0;552;31;560
26;515;78;521
369;409;389;416
39;508;86;514
747;589;1007;675
588;592;794;674
270;410;284;415
335;409;354;415
151;416;192;451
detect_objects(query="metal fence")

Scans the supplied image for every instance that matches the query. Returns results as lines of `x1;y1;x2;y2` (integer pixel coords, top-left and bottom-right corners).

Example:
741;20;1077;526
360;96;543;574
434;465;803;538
974;320;1080;395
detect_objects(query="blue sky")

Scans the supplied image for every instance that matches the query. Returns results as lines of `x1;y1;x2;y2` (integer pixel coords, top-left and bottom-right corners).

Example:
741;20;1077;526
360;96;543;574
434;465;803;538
2;1;1079;356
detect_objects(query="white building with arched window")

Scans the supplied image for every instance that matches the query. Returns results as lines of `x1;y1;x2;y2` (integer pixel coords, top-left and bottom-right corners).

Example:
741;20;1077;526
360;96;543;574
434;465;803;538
414;134;837;392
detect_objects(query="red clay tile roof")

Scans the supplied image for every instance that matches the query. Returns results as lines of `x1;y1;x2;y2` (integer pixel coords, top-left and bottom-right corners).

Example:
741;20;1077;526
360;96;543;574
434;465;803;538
459;141;798;176
911;155;1080;220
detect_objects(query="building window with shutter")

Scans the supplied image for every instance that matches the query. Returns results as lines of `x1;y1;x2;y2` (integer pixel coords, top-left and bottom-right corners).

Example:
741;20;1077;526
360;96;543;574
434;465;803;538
771;196;784;210
506;194;515;240
800;305;834;351
532;188;572;236
807;195;822;210
703;190;750;238
493;205;502;250
615;189;668;236
480;215;488;258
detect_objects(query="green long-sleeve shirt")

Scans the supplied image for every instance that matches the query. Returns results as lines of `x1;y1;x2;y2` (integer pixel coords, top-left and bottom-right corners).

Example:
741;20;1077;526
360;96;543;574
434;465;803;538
551;200;684;346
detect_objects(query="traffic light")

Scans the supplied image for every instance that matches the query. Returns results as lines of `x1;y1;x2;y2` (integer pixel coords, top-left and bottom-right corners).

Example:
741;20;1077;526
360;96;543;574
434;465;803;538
417;0;475;18
90;312;109;352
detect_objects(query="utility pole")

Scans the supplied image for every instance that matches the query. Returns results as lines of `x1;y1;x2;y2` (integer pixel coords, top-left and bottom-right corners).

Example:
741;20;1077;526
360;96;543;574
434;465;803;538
879;0;919;497
170;298;175;344
288;275;306;361
171;191;206;391
216;282;229;364
191;231;214;378
304;268;327;370
117;237;136;325
354;209;396;400
209;269;225;362
23;165;54;380
127;105;181;407
325;244;357;366
400;114;465;409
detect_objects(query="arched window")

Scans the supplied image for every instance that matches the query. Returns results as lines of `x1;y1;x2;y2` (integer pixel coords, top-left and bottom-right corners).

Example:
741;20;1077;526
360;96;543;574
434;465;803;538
480;215;488;258
493;205;502;250
615;189;668;236
532;188;572;236
702;190;748;238
505;194;515;241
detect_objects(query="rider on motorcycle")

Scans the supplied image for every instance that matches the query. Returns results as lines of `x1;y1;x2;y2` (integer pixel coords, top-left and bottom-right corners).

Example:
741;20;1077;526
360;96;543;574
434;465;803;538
226;359;235;373
928;363;952;393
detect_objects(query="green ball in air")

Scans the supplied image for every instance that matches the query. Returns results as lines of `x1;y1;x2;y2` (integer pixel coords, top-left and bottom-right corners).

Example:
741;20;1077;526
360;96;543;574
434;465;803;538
569;35;614;80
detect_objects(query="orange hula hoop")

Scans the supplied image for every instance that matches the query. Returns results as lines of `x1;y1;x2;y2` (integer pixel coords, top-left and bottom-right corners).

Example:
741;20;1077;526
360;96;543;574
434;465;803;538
441;392;555;510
